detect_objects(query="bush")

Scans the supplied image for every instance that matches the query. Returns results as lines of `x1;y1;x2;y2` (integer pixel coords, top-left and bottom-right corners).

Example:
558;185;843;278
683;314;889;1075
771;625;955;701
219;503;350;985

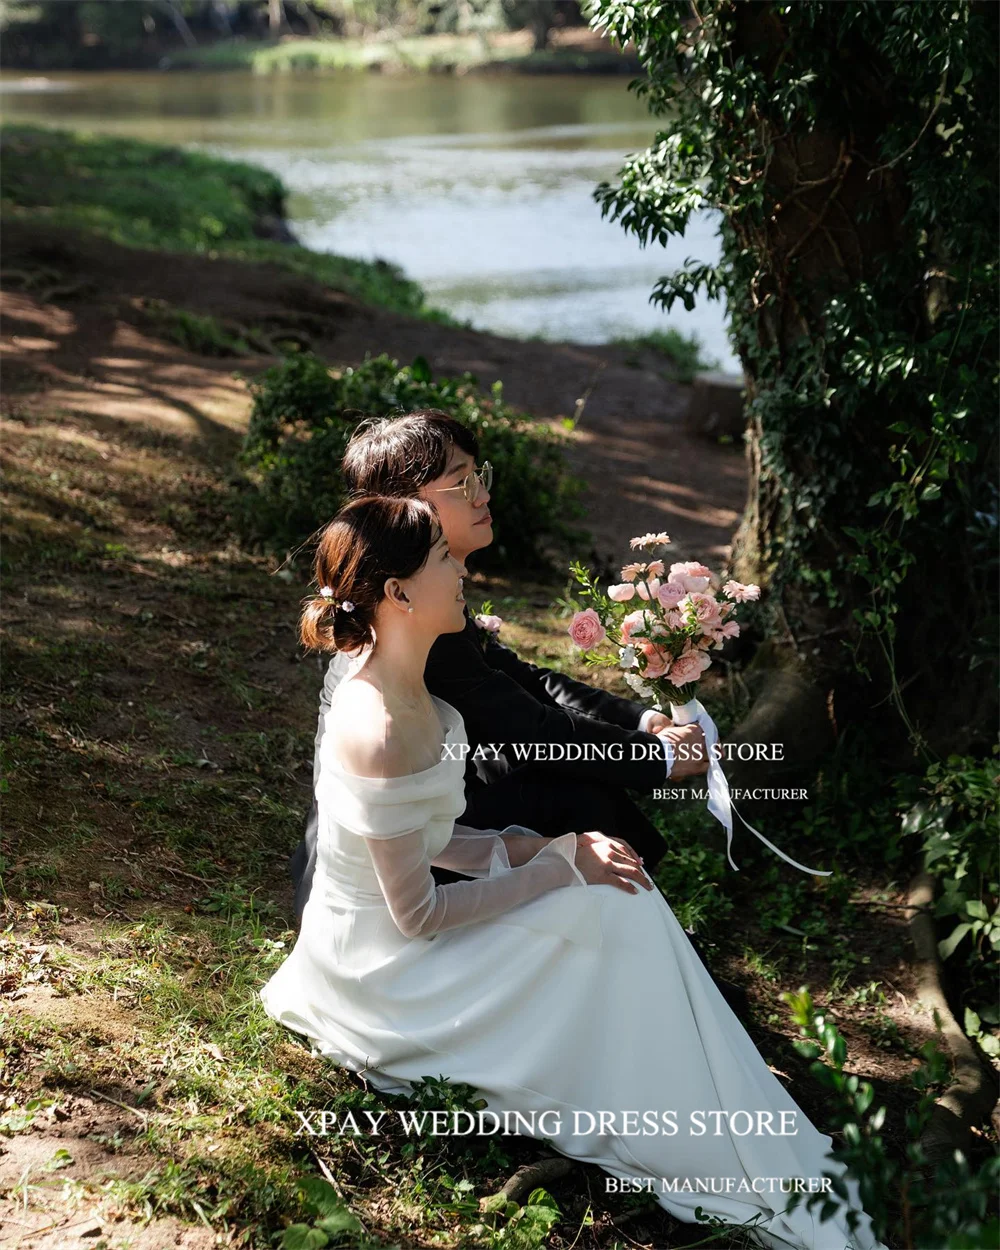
233;351;587;571
901;749;1000;1056
783;987;1000;1249
611;326;721;383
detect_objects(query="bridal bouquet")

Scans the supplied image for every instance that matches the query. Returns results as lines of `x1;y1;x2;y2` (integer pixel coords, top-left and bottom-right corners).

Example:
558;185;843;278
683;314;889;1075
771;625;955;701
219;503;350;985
566;531;829;878
566;530;757;714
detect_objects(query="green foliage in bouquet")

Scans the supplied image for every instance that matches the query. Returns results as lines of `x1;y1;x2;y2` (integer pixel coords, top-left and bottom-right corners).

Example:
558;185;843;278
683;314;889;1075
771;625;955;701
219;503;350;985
782;988;999;1249
233;351;586;570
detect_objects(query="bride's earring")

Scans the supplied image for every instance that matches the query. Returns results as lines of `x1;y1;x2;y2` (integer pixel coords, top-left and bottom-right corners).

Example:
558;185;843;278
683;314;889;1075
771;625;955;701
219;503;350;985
407;606;414;613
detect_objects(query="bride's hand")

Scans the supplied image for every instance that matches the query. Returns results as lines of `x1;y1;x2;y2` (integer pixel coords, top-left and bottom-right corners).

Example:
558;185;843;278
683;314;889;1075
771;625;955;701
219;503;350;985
572;831;654;894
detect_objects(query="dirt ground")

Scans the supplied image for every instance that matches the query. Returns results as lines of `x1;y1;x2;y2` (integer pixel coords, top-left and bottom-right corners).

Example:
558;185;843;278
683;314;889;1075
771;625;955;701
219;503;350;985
0;219;747;571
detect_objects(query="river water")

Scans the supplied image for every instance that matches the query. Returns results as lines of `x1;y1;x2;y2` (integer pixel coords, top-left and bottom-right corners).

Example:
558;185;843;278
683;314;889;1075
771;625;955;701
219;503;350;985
1;70;737;368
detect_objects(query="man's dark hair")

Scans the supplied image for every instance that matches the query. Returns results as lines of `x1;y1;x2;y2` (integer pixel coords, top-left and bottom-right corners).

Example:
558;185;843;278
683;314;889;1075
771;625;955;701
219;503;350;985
342;410;479;497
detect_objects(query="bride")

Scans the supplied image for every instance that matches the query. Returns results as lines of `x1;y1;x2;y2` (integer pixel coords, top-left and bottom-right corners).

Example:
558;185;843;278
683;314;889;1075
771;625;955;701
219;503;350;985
260;494;886;1250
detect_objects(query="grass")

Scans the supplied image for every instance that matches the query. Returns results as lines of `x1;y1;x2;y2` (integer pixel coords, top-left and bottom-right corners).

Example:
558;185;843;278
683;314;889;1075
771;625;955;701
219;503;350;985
3;218;989;1243
611;327;723;384
2;396;578;1245
0;124;459;324
2;394;928;1244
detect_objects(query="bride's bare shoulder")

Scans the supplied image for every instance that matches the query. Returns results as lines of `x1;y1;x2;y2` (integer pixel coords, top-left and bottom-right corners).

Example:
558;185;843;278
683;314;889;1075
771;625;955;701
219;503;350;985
328;681;410;779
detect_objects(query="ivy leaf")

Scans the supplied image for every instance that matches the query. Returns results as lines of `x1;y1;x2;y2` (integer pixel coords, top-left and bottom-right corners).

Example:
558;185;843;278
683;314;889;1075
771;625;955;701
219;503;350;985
316;1212;362;1236
281;1226;329;1250
299;1178;347;1219
938;922;972;960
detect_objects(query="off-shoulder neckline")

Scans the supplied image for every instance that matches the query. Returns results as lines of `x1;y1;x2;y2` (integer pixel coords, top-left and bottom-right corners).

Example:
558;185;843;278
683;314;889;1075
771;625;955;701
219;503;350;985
325;661;462;784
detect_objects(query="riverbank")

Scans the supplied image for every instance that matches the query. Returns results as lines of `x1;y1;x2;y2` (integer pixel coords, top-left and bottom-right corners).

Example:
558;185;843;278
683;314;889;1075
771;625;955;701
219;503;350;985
0;124;452;323
0;123;733;563
163;27;643;75
0;25;642;76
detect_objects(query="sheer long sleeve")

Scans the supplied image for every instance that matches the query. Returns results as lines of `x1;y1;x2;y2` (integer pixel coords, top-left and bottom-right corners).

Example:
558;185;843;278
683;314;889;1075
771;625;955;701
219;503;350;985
320;693;589;942
426;822;544;878
427;823;509;878
365;826;585;940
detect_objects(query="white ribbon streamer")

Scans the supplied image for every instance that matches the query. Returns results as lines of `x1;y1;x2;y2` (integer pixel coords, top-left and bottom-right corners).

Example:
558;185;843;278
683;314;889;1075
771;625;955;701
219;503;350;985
668;697;831;878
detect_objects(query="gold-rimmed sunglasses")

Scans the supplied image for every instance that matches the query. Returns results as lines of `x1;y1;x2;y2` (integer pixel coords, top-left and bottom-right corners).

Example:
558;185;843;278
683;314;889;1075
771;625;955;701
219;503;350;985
431;461;493;504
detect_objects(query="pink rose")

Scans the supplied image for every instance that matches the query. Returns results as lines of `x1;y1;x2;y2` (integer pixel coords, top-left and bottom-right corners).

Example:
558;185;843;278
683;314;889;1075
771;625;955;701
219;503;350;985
607;583;636;602
637;639;671;679
474;613;503;634
635;577;662;601
669;648;712;685
620;609;652;642
687;591;724;630
669;561;713;593
657;581;687;609
568;608;607;650
723;579;761;602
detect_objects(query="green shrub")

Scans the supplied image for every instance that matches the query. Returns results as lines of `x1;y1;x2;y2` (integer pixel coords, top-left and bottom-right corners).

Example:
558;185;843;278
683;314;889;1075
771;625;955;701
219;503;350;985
783;987;1000;1249
233;351;587;571
611;327;721;383
901;749;1000;1056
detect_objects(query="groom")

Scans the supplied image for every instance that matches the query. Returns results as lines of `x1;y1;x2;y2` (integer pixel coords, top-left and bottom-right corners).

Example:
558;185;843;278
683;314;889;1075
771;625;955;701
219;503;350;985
289;409;711;921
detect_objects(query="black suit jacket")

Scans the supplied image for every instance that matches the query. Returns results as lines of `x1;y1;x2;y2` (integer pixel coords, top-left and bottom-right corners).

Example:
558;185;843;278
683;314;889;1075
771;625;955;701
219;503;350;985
421;610;669;792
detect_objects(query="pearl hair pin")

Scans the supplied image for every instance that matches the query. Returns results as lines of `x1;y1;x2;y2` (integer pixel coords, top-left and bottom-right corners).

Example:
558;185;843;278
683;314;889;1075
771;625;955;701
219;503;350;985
318;587;354;613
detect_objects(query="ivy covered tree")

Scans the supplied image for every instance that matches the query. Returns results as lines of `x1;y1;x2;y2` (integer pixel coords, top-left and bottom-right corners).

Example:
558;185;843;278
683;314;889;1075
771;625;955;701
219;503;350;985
591;0;998;766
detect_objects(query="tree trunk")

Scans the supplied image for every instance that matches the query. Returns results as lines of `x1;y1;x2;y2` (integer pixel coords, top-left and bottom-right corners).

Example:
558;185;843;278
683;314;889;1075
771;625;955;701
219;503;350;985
721;2;995;762
529;6;555;51
159;0;198;46
293;0;321;36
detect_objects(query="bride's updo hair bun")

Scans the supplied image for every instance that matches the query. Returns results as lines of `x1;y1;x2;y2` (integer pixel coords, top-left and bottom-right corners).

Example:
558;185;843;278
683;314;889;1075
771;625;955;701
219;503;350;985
300;494;443;654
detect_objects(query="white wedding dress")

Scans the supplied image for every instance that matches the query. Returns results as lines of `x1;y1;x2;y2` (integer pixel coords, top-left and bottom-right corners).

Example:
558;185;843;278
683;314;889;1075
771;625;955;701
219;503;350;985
261;655;885;1250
